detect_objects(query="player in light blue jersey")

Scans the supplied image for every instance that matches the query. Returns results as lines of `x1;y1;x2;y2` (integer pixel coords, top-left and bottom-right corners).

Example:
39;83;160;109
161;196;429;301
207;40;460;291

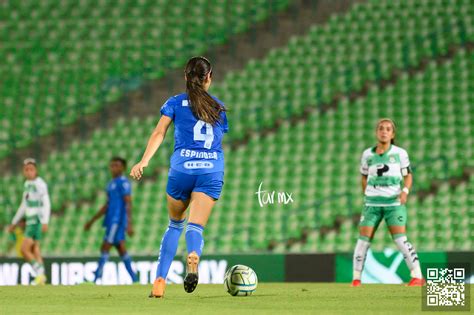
130;56;228;297
84;157;137;283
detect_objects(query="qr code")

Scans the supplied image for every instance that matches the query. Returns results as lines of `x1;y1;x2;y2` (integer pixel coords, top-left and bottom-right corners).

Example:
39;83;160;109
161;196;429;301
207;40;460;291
426;268;465;307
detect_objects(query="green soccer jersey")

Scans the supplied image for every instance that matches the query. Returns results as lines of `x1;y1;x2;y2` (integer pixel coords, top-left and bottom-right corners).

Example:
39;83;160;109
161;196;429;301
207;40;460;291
11;177;51;227
360;145;410;206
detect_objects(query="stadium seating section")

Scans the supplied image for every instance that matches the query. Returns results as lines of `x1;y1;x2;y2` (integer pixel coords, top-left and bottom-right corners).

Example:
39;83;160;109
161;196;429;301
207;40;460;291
1;0;473;256
0;0;291;157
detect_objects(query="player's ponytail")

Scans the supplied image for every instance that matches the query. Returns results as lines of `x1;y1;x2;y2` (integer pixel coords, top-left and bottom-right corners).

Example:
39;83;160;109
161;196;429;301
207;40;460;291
185;56;225;125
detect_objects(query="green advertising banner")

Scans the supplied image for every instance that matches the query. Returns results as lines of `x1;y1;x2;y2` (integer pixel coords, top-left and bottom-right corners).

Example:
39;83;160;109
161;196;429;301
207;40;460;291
205;254;285;282
0;254;284;286
2;252;471;286
336;249;447;283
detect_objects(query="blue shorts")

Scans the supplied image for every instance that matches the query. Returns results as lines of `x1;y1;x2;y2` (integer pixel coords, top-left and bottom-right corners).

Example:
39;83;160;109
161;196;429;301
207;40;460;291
166;168;224;201
103;224;125;245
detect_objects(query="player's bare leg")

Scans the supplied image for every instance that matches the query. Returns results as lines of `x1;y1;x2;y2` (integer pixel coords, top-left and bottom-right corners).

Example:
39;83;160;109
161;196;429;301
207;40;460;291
184;192;215;293
352;226;375;287
20;238;36;261
21;238;44;285
167;195;189;221
33;241;43;265
389;225;424;286
150;195;189;298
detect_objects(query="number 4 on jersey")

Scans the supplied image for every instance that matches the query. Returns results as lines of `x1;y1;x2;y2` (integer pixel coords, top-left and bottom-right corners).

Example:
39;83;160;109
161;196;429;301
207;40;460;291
193;120;214;149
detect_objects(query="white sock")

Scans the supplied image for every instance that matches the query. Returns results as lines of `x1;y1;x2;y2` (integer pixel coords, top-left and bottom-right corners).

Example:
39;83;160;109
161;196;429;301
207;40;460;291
32;262;44;276
394;235;422;278
353;238;371;280
37;264;45;276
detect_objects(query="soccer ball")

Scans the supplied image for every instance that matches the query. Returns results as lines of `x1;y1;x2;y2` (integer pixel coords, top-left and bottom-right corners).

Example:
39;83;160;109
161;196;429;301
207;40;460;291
224;264;258;296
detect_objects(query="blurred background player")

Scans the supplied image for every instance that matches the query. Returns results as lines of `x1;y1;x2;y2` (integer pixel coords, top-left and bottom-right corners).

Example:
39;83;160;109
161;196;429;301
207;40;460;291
352;119;424;287
4;219;25;258
130;56;228;297
84;157;137;284
8;158;51;285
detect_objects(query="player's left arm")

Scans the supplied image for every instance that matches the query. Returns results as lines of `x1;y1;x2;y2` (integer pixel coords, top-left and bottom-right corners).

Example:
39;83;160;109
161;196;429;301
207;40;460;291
124;195;133;236
400;173;412;205
400;150;412;205
40;183;51;232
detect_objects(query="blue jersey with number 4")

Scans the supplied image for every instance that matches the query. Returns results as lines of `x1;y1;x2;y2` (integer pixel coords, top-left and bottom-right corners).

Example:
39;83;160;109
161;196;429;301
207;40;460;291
160;93;228;175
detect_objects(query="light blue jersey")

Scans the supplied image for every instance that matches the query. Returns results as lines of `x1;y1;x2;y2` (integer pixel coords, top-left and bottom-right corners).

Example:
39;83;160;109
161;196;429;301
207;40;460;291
160;93;228;175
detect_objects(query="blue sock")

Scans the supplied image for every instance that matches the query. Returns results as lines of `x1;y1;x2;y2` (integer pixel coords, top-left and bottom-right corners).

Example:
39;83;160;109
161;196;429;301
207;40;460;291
121;253;138;282
155;218;185;279
94;251;109;282
185;223;204;256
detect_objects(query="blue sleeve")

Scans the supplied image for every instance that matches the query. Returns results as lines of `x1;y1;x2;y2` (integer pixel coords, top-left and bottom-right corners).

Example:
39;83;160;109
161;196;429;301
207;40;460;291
160;97;175;120
222;112;229;133
213;96;228;133
120;180;132;197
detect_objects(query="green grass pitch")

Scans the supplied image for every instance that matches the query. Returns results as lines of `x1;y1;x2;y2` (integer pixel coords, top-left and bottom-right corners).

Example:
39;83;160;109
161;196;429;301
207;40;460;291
1;283;471;314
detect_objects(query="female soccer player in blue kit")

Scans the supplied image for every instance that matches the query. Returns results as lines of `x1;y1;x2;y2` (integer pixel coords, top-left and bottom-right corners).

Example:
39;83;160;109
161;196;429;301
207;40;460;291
130;56;228;298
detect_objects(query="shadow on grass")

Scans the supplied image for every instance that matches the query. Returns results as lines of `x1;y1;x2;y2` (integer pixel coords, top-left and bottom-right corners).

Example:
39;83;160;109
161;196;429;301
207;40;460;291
197;294;278;299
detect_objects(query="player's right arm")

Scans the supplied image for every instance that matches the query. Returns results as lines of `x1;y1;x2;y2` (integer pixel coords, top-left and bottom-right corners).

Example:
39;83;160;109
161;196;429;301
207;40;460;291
130;115;173;180
361;175;368;194
360;150;369;195
84;203;107;231
8;193;27;232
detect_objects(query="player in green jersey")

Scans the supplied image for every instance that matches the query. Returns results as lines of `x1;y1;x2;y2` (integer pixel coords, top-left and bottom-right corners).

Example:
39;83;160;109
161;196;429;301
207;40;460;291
8;158;51;285
351;119;425;287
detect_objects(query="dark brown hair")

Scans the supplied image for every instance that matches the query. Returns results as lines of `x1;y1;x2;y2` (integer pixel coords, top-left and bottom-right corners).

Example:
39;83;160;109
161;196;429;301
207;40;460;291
185;56;225;125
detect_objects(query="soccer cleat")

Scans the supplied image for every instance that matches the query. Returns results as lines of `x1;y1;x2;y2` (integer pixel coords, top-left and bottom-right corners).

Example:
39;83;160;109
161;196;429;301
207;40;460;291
183;251;199;293
351;279;361;287
407;278;426;286
149;277;166;298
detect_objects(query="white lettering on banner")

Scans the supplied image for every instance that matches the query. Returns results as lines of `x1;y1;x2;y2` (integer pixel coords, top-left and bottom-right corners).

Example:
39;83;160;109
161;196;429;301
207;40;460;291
84;262;97;283
102;262;118;285
198;260;227;284
51;263;59;285
149;262;158;284
168;261;184;284
198;261;210;284
61;263;68;285
68;263;84;285
208;260;227;284
0;259;227;286
136;261;151;285
118;263;133;285
21;263;35;285
0;263;19;285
